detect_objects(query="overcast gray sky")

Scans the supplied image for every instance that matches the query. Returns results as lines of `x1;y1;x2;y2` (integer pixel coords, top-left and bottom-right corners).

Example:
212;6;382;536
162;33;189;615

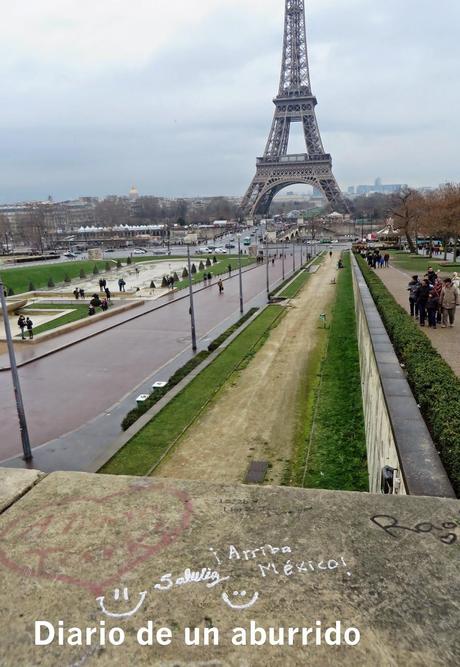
1;0;459;202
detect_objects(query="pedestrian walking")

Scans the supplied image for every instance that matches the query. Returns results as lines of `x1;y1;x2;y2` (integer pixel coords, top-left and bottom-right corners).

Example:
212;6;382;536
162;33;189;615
433;278;443;324
99;278;104;291
426;290;439;329
203;273;207;286
25;316;33;339
101;278;107;289
417;279;430;326
217;279;224;295
17;314;26;340
79;288;85;299
329;251;333;259
440;278;459;327
227;264;232;276
384;253;390;268
407;275;421;318
73;288;79;300
272;257;275;265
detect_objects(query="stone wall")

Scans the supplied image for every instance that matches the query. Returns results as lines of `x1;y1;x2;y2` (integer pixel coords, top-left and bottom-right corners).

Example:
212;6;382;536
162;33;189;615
351;255;454;497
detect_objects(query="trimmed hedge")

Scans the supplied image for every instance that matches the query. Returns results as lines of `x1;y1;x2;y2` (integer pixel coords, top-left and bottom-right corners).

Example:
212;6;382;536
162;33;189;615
356;254;460;496
121;307;259;431
121;352;209;431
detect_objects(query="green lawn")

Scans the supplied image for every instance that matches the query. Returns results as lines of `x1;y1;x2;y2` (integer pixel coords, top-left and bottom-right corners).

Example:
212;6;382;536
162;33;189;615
386;251;459;275
290;252;368;491
278;270;311;299
99;305;284;476
1;260;115;294
0;255;252;296
20;303;90;336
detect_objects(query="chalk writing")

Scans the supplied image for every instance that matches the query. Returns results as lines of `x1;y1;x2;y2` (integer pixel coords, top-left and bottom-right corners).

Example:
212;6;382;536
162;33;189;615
222;590;259;610
0;482;193;595
210;544;292;565
96;589;147;618
371;514;459;545
258;556;350;579
154;568;229;591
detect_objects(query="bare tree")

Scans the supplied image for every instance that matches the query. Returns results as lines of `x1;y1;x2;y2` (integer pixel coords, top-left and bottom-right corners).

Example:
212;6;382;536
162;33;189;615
0;213;12;253
389;188;424;254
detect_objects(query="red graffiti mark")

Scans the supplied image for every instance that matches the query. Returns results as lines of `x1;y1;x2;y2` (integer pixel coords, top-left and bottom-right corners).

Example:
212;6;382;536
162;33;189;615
0;481;192;595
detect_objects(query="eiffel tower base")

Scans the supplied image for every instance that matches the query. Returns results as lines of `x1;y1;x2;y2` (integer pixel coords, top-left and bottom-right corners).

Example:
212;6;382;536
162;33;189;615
241;156;345;218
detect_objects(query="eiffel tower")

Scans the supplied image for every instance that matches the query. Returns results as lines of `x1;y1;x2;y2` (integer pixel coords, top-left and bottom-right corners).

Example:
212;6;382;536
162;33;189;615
241;0;347;217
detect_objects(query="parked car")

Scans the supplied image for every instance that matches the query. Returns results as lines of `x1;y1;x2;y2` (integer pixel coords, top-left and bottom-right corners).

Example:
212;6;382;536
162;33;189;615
225;243;236;249
133;248;147;255
63;251;77;258
215;248;228;254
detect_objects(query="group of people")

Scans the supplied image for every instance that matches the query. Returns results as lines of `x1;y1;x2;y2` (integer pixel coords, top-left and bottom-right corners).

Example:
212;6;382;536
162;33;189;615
88;292;110;316
17;315;33;340
365;249;390;269
408;268;459;329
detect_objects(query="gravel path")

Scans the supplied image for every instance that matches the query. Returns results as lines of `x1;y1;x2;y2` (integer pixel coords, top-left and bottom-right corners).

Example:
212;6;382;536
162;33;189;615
154;254;339;484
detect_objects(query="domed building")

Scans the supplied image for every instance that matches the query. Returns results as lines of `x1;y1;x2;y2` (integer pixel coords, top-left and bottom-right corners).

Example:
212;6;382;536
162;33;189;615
129;184;139;201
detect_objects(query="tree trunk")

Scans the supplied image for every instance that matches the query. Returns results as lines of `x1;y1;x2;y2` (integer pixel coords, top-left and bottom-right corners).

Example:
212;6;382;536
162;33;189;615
428;236;433;259
454;236;459;263
443;236;448;261
405;230;417;254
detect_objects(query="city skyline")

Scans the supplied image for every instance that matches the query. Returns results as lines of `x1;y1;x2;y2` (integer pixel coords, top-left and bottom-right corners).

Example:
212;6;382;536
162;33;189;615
1;0;460;202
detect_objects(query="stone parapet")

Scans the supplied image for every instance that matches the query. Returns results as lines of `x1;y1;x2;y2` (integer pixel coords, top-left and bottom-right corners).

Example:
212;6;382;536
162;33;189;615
0;469;459;665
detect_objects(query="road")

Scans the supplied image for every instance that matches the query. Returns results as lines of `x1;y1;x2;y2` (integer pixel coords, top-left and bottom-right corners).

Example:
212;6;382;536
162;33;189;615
0;246;315;462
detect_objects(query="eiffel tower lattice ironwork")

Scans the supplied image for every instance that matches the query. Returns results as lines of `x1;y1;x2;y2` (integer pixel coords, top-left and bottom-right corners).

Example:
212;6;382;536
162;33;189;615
241;0;347;217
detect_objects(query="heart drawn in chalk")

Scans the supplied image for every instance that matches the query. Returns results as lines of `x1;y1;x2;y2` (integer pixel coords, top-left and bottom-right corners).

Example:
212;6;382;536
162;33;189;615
0;482;192;595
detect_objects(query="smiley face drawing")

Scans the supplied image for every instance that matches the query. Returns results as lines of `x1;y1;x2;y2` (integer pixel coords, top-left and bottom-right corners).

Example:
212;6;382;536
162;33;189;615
222;589;259;610
96;587;147;618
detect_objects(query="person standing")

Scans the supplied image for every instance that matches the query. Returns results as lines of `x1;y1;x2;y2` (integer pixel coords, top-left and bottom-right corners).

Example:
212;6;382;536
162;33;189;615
417;279;430;327
227;264;232;276
426;267;437;286
426;290;439;329
440;278;459;327
17;314;26;340
452;272;460;290
73;287;79;299
104;286;111;301
407;275;421;318
25;316;34;340
217;278;224;295
384;253;390;268
79;288;85;299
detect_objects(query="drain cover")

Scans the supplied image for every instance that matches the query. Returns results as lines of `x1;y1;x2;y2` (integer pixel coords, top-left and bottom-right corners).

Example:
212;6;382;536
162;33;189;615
244;461;268;484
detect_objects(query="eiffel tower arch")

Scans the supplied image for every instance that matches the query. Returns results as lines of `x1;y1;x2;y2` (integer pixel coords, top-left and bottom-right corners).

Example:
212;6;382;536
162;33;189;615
241;0;348;218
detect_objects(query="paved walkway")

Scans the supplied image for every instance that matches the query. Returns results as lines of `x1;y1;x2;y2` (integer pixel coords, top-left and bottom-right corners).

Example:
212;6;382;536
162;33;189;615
374;265;460;377
0;249;306;465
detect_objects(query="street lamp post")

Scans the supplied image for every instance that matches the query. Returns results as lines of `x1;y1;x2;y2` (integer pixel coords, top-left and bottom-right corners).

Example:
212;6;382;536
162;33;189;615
292;242;296;273
0;279;32;461
282;241;285;280
186;245;197;352
265;242;270;300
237;235;244;314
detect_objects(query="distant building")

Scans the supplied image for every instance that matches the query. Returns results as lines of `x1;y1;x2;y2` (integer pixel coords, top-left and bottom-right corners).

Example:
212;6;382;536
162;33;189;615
355;178;407;196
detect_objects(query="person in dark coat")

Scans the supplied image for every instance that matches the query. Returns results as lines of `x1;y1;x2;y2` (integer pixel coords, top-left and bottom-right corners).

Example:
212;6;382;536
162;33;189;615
17;315;26;340
417;279;430;326
25;316;33;339
426;290;439;329
407;275;421;318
